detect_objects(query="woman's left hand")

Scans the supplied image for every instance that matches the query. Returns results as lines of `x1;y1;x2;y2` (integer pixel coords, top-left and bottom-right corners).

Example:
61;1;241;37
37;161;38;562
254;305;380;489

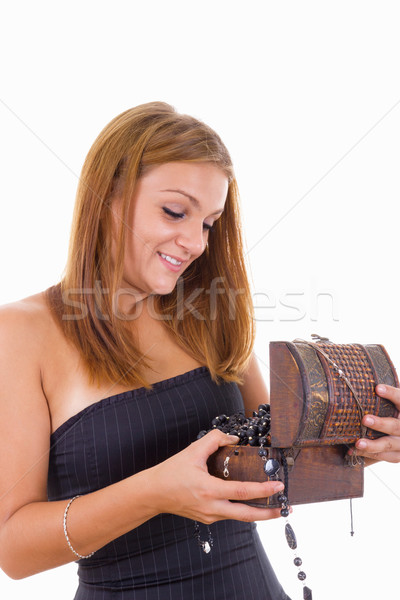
348;384;400;464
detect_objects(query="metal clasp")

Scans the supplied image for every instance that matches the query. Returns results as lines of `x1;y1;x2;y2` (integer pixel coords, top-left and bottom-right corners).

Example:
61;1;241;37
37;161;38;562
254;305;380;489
223;456;230;477
311;334;331;343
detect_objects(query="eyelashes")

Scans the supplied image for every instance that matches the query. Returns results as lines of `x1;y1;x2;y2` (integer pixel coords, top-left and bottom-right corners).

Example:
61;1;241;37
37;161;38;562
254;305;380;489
163;207;185;219
162;207;213;231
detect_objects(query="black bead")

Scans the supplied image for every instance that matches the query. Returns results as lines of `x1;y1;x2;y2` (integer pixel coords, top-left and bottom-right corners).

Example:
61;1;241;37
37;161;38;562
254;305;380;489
285;523;297;550
294;557;302;567
298;571;306;581
211;417;220;427
280;507;290;517
217;414;228;423
197;430;208;439
258;448;268;457
248;436;259;446
277;493;287;504
264;458;280;477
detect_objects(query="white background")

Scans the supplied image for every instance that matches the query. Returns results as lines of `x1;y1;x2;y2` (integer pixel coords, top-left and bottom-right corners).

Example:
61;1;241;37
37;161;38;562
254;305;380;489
1;1;399;598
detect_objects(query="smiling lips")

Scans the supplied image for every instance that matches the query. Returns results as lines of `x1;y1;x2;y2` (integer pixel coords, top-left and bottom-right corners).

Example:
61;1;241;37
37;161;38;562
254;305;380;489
159;252;183;266
157;251;186;272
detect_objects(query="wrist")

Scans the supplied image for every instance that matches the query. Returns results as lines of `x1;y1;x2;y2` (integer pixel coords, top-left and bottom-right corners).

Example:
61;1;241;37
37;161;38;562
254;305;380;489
124;465;165;520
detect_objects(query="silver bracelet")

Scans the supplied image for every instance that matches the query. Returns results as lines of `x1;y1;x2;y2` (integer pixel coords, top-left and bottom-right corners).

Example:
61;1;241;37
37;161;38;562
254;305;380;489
63;495;96;560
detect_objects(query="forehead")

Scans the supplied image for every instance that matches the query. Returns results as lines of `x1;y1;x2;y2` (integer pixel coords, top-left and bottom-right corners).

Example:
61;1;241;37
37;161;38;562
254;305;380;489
138;162;229;209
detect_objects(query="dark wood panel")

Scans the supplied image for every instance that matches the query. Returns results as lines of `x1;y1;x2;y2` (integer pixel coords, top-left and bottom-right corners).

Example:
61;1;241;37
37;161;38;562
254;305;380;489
207;445;363;508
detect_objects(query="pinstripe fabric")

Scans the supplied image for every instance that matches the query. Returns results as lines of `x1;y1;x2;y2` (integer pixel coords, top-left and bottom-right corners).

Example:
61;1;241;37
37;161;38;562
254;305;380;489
48;367;290;599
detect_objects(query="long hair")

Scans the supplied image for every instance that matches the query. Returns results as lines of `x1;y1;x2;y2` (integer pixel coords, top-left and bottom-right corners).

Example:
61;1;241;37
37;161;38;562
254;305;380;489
46;102;255;388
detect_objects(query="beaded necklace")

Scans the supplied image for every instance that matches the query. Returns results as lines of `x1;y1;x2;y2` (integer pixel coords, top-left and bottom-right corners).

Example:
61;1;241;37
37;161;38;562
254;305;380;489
196;404;312;600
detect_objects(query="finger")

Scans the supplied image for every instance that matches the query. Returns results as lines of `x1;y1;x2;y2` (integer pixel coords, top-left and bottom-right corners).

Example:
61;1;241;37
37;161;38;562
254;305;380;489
193;428;238;455
375;384;400;410
353;449;400;464
214;478;284;502
355;435;400;455
367;451;400;463
213;500;284;523
361;414;400;437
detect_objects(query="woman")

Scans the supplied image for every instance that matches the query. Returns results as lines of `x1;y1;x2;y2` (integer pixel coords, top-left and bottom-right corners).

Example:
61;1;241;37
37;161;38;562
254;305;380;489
0;102;399;599
0;102;289;599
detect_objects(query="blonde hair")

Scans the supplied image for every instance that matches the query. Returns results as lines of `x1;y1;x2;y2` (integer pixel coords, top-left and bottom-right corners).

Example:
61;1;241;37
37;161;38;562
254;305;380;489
46;102;255;388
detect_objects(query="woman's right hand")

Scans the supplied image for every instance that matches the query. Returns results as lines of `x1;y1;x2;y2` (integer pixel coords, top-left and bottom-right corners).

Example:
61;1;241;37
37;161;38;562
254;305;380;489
147;429;284;524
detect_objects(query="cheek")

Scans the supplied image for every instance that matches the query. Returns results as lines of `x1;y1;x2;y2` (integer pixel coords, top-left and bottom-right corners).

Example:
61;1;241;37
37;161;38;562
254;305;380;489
142;221;176;248
125;223;166;260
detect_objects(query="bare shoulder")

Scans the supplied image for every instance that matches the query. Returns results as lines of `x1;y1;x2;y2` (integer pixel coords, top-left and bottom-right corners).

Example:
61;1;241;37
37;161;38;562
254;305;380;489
0;290;53;406
0;290;52;429
0;291;52;351
0;290;51;321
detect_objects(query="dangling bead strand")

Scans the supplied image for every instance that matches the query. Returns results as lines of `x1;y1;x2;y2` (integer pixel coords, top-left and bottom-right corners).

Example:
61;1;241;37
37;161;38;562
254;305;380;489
278;453;312;599
193;521;213;554
198;404;313;600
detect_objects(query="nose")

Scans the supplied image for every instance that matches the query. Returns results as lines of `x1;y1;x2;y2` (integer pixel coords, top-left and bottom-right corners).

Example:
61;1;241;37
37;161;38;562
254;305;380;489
175;221;207;258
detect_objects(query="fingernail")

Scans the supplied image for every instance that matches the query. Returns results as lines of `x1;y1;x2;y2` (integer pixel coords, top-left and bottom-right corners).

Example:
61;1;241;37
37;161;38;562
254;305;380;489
356;440;367;449
274;482;285;493
377;384;386;394
364;416;374;426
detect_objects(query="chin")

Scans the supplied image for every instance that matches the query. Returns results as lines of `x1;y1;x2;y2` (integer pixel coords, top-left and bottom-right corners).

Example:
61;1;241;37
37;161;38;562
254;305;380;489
122;272;178;297
150;281;177;296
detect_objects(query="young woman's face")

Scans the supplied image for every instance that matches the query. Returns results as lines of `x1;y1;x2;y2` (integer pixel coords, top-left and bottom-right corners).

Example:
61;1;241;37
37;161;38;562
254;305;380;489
113;161;228;301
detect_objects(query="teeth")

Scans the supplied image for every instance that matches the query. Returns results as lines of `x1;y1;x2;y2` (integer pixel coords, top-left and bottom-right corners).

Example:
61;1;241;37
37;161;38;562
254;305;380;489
160;253;182;266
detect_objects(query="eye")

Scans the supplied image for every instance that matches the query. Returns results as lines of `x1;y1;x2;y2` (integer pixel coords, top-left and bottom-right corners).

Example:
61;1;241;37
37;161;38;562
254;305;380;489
163;207;214;232
163;207;185;219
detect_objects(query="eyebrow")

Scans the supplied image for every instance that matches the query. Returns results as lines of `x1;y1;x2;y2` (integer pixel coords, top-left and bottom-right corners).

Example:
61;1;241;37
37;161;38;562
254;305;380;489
160;189;225;216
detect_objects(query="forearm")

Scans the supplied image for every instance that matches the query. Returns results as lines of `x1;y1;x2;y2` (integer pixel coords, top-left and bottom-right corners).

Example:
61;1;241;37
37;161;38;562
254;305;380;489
0;467;158;580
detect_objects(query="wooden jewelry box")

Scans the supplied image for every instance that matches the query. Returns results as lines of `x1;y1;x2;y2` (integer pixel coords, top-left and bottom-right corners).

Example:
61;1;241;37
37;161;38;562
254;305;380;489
207;338;399;508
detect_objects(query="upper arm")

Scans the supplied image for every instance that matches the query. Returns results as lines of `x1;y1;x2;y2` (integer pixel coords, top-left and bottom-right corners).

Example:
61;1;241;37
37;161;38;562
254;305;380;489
237;352;269;416
0;304;51;530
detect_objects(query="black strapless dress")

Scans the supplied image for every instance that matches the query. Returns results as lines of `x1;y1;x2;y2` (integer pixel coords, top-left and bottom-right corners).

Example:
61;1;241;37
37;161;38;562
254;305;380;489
47;366;290;599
